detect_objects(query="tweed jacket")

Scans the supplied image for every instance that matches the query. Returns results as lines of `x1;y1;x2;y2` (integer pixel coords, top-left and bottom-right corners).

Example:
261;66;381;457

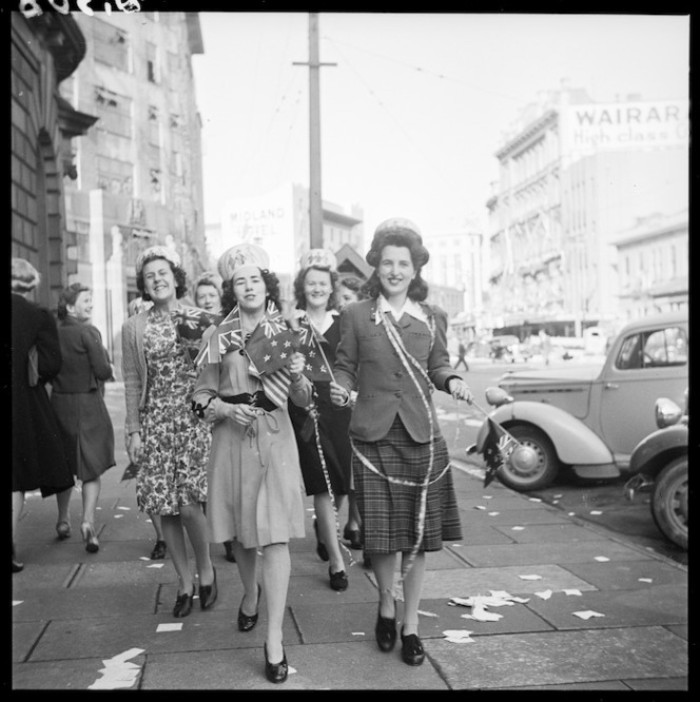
333;298;458;444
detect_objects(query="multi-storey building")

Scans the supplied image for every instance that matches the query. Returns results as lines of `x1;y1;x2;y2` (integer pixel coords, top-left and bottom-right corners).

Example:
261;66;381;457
58;11;207;372
486;86;689;338
11;11;96;309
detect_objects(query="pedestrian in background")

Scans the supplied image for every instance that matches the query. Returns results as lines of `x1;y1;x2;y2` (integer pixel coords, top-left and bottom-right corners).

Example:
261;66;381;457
126;295;166;561
193;271;236;565
121;246;216;618
288;249;352;591
330;218;472;666
51;283;115;553
453;340;469;371
11;258;74;573
192;243;311;684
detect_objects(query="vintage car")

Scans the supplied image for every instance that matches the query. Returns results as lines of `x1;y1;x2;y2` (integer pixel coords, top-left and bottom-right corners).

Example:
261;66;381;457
624;394;688;550
470;311;688;491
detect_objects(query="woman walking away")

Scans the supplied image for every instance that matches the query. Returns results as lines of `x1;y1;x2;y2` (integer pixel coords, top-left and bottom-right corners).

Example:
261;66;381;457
330;218;473;666
288;249;352;591
192;243;311;684
11;258;74;572
122;245;217;618
52;283;115;553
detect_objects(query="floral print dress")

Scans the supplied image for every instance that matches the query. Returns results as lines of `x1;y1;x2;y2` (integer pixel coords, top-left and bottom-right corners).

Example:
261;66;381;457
136;310;210;516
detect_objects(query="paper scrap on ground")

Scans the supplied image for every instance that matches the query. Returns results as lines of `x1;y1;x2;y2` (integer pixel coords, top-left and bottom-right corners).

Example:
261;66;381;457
488;512;500;516
483;495;493;499
146;563;164;569
563;589;582;596
451;543;462;547
351;632;365;636
288;666;297;675
511;526;525;531
462;606;502;622
590;510;603;515
535;590;553;600
594;556;610;562
117;506;131;511
553;494;563;499
114;514;124;519
139;556;150;561
474;505;486;510
638;578;653;583
157;623;183;632
552;500;559;504
444;629;475;643
573;610;605;620
568;512;576;516
88;648;144;690
529;497;542;503
519;574;543;581
418;609;438;617
13;600;23;607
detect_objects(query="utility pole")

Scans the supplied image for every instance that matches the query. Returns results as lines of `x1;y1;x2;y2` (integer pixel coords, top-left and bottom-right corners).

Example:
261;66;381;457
293;13;336;249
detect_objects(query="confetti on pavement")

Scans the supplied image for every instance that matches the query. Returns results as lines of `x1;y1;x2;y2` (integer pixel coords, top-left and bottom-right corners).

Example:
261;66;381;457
117;506;131;511
487;512;500;516
529;497;542;503
444;629;475;643
88;648;143;690
13;600;23;607
638;578;653;583
563;589;582;596
511;526;525;531
351;632;365;636
418;609;438;617
146;563;164;569
157;623;183;632
114;514;124;519
474;505;487;510
594;556;611;562
519;574;543;580
590;510;603;515
535;590;553;600
568;512;576;516
462;606;502;622
139;557;150;561
572;610;605;620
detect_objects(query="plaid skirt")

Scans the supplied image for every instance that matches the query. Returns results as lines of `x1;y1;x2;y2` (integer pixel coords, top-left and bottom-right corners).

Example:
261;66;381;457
353;416;462;554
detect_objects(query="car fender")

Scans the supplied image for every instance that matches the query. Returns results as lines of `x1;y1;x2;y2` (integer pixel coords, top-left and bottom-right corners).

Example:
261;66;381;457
476;400;614;465
629;424;688;478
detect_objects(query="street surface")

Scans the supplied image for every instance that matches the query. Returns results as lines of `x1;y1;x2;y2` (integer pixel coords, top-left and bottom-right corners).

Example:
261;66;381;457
435;358;687;567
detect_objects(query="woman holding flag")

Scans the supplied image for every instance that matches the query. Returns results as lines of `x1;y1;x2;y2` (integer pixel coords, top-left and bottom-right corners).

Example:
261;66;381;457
288;249;352;592
330;218;473;666
121;246;217;618
191;243;311;684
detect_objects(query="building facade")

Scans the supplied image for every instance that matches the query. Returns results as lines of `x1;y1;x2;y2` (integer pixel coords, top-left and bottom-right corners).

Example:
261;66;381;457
58;11;208;371
11;11;96;309
486;86;689;338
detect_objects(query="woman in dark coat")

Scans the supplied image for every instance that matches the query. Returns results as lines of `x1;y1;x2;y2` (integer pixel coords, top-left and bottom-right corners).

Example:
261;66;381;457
330;219;473;666
11;258;74;572
52;283;116;553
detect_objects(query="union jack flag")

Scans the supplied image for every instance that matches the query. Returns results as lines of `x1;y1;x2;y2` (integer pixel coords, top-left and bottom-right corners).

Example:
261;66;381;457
173;307;217;362
482;418;519;487
194;307;244;366
293;314;332;382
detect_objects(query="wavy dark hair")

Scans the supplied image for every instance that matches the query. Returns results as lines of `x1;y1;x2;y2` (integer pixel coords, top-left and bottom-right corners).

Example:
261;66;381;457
57;282;90;320
220;268;282;316
292;266;339;311
136;255;188;301
363;231;430;302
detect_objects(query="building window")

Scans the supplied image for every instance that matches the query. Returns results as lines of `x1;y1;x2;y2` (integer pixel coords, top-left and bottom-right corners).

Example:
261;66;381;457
93;18;130;72
148;105;160;146
149;168;162;195
97;156;133;196
94;86;132;138
147;43;159;84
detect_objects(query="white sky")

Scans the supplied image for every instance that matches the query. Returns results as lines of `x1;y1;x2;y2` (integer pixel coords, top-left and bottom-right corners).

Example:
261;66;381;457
191;12;689;242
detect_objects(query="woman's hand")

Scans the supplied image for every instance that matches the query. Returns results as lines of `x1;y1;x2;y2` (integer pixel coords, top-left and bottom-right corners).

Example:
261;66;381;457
127;431;142;464
330;381;351;407
229;403;260;428
448;378;473;404
288;351;306;381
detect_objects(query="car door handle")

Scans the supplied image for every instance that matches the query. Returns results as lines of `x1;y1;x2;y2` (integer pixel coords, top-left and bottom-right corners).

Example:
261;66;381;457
604;382;619;389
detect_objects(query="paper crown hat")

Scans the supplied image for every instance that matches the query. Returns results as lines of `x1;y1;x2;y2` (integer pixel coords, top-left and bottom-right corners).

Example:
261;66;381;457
299;248;337;272
218;243;270;280
373;217;422;240
135;245;181;275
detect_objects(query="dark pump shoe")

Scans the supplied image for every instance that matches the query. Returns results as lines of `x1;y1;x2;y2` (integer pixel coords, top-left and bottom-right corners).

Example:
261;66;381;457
223;540;236;563
400;629;425;666
329;567;349;591
313;518;329;562
199;567;218;610
80;522;99;553
343;526;362;550
55;521;71;540
238;583;261;632
375;605;397;652
150;540;166;560
264;643;288;684
173;586;195;618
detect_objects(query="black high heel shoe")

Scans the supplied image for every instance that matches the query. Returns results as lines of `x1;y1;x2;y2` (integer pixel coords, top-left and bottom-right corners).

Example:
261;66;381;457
400;627;425;666
375;601;397;652
343;525;362;550
264;643;288;684
238;583;261;632
80;522;99;553
199;567;218;610
173;586;195;618
313;518;329;562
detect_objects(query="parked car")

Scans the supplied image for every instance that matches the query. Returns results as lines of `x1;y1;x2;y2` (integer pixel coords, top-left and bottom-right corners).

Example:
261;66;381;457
469;312;688;491
624;394;688;550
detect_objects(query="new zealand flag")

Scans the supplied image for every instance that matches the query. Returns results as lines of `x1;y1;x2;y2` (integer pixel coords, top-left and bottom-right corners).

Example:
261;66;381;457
293;315;332;382
482;418;519;487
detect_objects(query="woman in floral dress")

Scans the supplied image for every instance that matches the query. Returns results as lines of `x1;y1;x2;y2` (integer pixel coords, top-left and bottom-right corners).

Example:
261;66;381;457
121;245;218;618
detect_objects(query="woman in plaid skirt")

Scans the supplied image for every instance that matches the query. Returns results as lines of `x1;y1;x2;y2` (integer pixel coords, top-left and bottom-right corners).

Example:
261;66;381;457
330;218;473;666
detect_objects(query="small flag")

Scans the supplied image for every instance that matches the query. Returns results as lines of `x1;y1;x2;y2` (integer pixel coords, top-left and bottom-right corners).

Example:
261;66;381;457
245;301;298;375
482;418;519;487
173;307;217;362
194;307;244;366
293;315;332;382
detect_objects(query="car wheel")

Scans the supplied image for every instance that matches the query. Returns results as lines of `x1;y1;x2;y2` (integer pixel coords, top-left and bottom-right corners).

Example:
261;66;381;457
496;424;561;492
651;456;688;550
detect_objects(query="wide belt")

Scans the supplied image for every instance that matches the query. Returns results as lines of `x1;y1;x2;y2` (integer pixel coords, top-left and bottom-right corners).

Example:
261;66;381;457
219;391;277;413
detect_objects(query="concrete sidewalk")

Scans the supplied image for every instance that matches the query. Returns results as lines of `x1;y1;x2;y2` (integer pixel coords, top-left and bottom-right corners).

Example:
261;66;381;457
11;383;688;690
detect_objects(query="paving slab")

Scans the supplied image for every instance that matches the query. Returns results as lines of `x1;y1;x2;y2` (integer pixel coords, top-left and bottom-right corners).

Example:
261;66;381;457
667;624;687;641
524;583;688;629
458;496;549;511
448;527;516;546
493;523;605;543
458;507;570;526
456;539;653;567
425;626;688;689
624;677;688;690
499;680;632;690
12;562;79;589
561;559;688;591
12;657;137;690
12;621;47;663
27;612;300;661
419;564;598;597
287;571;378;605
139;641;450;690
